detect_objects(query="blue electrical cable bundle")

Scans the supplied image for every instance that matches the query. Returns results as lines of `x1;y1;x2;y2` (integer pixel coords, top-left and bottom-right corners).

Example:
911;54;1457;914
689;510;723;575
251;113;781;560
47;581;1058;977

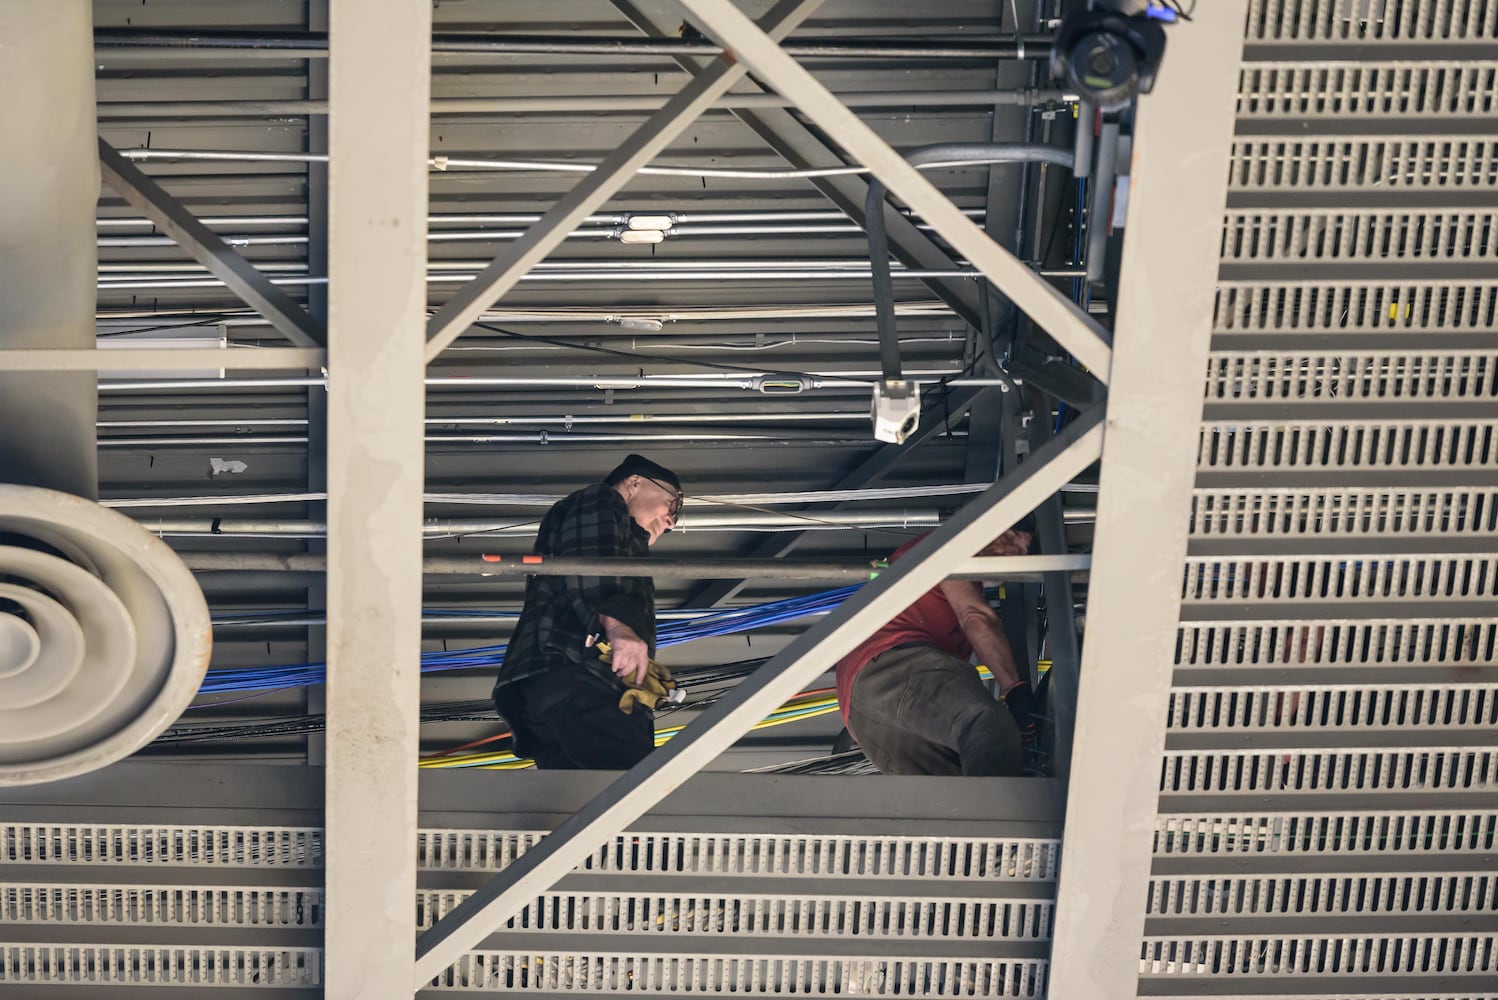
194;585;863;699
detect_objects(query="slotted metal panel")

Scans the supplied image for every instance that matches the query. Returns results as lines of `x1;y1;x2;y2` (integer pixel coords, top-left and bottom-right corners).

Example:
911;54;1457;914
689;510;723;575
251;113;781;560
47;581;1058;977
1245;0;1498;42
0;775;1061;994
1221;210;1498;263
1143;2;1498;995
1239;62;1498;117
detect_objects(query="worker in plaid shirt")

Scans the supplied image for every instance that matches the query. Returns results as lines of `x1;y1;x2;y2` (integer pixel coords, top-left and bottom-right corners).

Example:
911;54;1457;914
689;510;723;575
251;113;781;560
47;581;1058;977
493;454;683;769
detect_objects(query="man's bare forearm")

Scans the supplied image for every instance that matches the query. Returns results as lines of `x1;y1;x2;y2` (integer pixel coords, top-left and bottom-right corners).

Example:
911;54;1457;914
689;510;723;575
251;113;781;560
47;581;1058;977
960;609;1024;693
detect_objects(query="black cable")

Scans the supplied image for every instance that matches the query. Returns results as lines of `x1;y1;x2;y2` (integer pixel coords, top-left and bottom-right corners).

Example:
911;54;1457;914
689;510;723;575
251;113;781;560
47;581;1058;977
472;321;879;385
95;313;237;338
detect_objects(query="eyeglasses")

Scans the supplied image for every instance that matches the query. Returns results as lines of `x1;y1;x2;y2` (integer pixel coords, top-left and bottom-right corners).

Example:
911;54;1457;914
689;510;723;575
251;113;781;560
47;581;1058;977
641;476;684;520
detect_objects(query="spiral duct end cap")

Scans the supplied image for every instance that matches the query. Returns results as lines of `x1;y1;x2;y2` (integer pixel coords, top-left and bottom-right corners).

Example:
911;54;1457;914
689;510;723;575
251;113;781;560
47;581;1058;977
0;485;212;785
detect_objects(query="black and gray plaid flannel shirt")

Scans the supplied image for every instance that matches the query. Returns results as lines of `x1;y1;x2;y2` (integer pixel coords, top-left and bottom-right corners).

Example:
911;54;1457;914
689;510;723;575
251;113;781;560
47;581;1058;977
494;482;655;694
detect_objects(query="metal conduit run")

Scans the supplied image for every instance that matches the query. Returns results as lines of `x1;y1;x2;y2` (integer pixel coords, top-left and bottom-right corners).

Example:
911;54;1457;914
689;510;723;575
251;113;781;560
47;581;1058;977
96;208;988;230
93;28;1055;60
95;88;1073;118
96;374;1010;392
135;509;1096;537
181;552;1090;582
0;2;100;498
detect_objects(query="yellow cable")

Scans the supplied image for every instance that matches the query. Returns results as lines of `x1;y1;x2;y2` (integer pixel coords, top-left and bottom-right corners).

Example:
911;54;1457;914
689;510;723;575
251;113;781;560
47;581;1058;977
424;661;1051;770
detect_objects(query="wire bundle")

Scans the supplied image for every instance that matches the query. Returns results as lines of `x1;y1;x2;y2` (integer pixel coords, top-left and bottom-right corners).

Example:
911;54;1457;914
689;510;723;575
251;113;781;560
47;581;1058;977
418;685;847;771
194;585;863;698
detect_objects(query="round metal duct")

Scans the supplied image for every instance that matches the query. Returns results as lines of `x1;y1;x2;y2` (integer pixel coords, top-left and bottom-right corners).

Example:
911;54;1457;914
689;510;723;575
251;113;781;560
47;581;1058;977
0;485;211;785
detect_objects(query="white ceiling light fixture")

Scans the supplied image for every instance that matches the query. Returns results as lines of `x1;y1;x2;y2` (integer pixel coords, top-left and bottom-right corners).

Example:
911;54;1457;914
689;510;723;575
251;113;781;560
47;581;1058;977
618;213;674;245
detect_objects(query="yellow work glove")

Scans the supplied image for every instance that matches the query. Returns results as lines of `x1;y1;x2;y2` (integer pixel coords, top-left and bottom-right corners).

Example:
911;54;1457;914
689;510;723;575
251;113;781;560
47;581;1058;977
595;642;680;714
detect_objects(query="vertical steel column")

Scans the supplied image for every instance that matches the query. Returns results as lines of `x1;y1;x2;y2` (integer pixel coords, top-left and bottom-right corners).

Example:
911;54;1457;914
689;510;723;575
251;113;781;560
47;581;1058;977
322;1;431;997
1031;411;1081;781
0;0;99;500
1044;4;1246;998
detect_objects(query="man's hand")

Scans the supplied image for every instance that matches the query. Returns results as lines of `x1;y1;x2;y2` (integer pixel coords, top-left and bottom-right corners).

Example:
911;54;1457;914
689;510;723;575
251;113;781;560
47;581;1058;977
1003;682;1042;749
984;529;1033;558
602;623;650;686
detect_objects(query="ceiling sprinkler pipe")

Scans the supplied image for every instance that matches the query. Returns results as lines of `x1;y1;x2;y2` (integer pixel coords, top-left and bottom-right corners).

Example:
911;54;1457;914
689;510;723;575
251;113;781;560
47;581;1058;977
138;511;949;536
94;28;1055;61
96;88;1072;118
95;207;984;230
0;2;100;499
179;552;1078;582
96;374;1012;393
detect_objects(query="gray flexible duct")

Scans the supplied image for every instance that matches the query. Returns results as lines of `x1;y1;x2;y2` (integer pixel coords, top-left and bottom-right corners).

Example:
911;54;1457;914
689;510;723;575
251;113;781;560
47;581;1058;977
864;143;1075;383
0;1;100;499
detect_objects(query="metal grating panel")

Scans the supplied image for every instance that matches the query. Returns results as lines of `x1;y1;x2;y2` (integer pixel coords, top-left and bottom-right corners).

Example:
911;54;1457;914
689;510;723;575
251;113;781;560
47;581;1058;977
1147;14;1498;989
0;818;1060;991
0;824;322;867
1167;685;1498;733
1181;555;1498;603
1228;139;1498;192
1198;420;1498;471
1215;280;1498;333
1139;932;1498;976
1;884;322;927
1204;351;1498;402
0;944;322;987
1245;0;1498;43
1161;749;1498;795
1150;871;1498;917
417;830;1058;881
417;891;1054;941
1177;618;1496;669
1222;210;1498;264
1239;62;1498;117
428;951;1048;997
1155;810;1498;857
1189;487;1498;538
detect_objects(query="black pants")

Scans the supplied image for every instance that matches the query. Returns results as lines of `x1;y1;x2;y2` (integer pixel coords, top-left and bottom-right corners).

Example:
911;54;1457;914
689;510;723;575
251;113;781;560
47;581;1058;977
847;644;1022;777
497;667;655;770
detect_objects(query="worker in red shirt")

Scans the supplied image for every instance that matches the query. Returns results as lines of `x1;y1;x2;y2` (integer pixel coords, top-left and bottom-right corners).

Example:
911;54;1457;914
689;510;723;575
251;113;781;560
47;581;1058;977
834;528;1039;776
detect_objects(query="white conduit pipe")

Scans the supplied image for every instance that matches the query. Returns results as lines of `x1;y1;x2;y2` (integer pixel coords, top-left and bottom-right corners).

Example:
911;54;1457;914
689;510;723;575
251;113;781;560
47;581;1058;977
97;373;1006;392
98;431;912;447
117;148;1072;183
101;223;976;247
99;482;1099;510
96;300;958;326
138;511;949;537
95;269;985;291
98;412;871;429
94;207;986;229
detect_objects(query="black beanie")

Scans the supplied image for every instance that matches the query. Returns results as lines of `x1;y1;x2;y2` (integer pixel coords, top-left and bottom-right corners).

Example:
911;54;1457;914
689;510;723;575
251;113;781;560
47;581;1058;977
604;454;682;491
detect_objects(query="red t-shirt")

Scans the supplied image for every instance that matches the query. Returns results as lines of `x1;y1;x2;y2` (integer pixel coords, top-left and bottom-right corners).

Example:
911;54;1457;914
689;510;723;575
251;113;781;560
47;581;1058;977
834;535;973;725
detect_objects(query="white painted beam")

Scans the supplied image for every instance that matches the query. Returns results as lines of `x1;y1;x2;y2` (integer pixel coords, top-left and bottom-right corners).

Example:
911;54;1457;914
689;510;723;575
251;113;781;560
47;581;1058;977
322;1;431;997
1044;4;1247;998
0;348;323;371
